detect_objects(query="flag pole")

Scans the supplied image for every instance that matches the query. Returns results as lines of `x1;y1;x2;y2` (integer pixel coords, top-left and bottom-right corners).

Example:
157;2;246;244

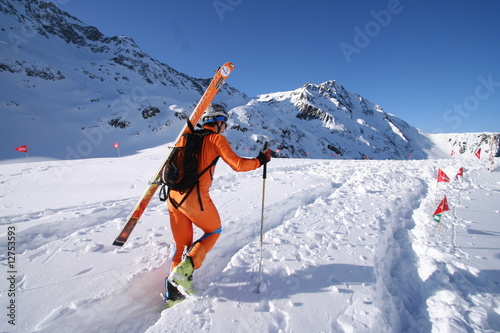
114;143;120;157
435;169;440;203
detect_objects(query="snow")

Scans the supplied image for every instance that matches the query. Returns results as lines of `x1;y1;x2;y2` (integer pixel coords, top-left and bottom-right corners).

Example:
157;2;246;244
1;148;499;332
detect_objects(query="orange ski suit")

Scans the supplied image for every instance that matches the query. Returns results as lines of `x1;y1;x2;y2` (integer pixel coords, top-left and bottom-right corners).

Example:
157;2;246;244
167;129;261;271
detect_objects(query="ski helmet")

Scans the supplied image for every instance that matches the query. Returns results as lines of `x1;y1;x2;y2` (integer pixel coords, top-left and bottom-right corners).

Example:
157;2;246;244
202;104;229;125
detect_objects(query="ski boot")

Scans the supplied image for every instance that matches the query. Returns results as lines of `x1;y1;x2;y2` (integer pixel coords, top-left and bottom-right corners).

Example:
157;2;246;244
168;256;194;295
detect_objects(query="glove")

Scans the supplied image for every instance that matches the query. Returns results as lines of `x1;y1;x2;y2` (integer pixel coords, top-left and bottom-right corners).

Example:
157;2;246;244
257;143;271;166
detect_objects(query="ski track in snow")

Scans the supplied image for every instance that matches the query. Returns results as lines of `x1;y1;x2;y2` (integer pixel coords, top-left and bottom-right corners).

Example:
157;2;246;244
1;156;499;333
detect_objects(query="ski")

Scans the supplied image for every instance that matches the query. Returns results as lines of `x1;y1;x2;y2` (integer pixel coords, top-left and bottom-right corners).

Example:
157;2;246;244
112;62;235;246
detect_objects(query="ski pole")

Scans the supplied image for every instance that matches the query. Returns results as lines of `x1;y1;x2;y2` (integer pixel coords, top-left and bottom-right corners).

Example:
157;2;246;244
257;143;268;293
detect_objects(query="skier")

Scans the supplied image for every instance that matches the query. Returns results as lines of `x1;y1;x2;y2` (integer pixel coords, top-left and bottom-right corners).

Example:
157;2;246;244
164;104;271;305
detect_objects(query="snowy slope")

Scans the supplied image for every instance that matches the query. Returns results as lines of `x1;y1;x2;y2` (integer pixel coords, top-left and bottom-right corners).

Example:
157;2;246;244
1;148;499;332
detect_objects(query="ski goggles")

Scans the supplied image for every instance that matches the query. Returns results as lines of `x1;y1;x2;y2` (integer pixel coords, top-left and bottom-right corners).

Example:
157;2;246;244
214;116;228;123
203;115;228;125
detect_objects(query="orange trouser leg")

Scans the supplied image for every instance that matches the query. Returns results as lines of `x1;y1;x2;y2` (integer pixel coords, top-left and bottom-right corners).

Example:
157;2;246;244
168;194;221;271
188;227;221;269
168;208;194;271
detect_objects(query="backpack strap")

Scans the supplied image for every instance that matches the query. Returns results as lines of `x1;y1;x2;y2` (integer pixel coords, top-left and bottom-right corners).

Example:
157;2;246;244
169;182;196;209
186;119;195;133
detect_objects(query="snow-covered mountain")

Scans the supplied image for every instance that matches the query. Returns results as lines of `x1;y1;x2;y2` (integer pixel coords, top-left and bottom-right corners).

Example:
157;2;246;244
1;0;498;162
228;81;431;159
0;0;248;160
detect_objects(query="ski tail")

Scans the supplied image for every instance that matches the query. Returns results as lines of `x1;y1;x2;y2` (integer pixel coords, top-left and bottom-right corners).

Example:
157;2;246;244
112;218;138;246
112;62;234;247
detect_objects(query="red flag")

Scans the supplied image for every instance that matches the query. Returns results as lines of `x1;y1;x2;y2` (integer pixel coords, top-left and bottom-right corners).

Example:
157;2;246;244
455;167;463;179
437;169;450;183
450;150;455;156
114;143;119;149
433;196;450;216
475;148;481;159
15;145;28;153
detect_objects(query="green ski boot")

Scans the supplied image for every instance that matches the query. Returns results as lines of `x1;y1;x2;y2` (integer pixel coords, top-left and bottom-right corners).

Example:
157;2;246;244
168;256;194;295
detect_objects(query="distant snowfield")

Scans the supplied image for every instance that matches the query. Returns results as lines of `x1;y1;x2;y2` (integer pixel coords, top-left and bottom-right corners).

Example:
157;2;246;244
1;148;499;333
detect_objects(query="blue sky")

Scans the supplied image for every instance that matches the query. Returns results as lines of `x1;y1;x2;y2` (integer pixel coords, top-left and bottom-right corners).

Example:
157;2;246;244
52;0;499;134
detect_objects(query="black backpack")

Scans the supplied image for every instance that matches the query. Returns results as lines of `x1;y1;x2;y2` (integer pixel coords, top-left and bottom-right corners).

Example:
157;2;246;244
159;125;219;210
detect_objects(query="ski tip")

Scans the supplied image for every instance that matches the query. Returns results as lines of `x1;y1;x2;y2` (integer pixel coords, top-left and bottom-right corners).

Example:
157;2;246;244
220;63;235;78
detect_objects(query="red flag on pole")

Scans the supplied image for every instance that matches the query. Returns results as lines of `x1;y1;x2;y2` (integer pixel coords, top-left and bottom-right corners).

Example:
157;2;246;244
433;195;450;223
15;145;28;153
437;169;450;183
455;167;464;179
475;148;481;159
450;150;455;156
433;196;450;215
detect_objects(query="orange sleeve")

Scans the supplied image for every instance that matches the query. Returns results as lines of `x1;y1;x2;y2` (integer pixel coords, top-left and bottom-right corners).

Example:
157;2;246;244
212;134;261;172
